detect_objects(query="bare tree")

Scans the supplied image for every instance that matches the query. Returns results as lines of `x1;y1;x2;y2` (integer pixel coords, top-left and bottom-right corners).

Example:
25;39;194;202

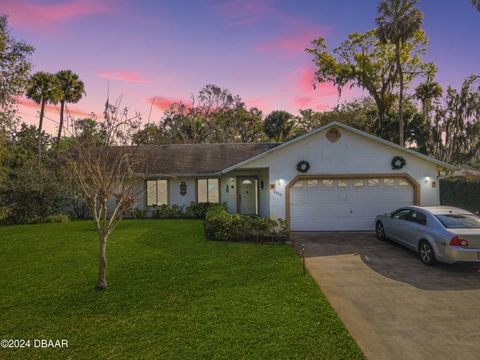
65;102;145;289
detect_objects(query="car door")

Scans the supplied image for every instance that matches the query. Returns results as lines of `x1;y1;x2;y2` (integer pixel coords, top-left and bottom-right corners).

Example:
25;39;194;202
387;209;412;245
401;210;428;250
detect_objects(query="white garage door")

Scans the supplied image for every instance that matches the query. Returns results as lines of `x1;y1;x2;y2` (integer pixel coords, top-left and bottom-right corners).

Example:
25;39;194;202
290;177;414;231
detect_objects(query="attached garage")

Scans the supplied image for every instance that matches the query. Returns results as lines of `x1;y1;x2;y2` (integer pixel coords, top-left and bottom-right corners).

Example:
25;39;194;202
224;121;456;232
288;175;418;231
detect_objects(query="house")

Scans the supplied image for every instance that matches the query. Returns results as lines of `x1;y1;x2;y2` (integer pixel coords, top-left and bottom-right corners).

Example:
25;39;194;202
130;121;455;231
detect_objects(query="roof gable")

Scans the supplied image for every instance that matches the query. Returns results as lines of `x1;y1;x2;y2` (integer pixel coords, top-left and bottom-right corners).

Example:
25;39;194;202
221;121;456;173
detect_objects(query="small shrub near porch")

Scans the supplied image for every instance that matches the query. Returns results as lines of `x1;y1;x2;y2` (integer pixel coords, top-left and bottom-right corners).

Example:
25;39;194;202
204;204;289;242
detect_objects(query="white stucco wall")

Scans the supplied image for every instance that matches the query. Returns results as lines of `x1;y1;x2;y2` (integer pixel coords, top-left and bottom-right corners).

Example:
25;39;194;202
132;178;195;212
239;127;440;220
169;178;196;207
221;176;236;213
131;170;269;216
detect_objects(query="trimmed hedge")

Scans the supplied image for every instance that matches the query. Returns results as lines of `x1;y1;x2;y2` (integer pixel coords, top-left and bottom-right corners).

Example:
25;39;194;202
440;177;480;213
204;204;289;242
125;202;220;220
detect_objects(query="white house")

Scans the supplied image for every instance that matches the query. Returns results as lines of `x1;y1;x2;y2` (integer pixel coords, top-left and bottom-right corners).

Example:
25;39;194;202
131;122;455;231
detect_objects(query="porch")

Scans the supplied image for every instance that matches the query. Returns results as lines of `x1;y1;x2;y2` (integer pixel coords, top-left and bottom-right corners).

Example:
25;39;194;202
221;168;270;217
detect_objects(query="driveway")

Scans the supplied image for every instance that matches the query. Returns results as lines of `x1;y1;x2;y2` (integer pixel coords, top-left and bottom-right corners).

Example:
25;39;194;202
293;232;480;360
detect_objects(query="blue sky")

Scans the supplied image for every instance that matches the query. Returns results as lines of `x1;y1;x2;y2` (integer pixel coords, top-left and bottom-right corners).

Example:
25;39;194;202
3;0;479;132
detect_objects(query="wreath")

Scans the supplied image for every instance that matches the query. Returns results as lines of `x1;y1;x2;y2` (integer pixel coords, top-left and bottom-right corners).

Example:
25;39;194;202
296;160;310;173
391;156;406;170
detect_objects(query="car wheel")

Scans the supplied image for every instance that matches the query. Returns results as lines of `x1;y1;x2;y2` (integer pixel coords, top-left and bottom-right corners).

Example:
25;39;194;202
376;221;387;241
419;241;436;266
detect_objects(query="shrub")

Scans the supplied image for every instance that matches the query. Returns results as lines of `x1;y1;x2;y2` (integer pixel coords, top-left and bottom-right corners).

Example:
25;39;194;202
2;159;66;224
126;208;147;219
440;177;480;213
42;214;71;223
275;218;290;238
204;205;288;242
204;204;234;241
152;205;171;219
0;207;9;225
185;202;223;219
232;214;252;240
64;189;90;219
170;204;185;218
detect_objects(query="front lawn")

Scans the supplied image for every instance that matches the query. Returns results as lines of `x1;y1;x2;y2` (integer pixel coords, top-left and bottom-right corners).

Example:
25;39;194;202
0;220;363;359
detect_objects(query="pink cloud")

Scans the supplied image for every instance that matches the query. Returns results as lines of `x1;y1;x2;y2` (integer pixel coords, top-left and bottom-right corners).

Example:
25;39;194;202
287;66;340;111
244;95;277;113
98;71;149;84
293;96;329;111
3;0;114;31
210;0;273;25
255;27;328;57
17;97;93;117
146;96;188;111
296;66;338;96
294;96;314;108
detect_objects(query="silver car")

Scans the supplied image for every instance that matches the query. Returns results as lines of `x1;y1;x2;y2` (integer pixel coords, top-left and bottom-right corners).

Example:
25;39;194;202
375;206;480;265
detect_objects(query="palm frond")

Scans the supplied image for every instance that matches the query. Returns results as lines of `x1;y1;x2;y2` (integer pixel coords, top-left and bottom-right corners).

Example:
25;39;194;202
471;0;480;12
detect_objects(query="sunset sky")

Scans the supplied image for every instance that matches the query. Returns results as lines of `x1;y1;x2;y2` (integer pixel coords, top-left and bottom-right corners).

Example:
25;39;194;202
4;0;480;133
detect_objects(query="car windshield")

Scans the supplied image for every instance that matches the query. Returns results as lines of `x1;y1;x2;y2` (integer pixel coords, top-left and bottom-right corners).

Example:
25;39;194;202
435;214;480;229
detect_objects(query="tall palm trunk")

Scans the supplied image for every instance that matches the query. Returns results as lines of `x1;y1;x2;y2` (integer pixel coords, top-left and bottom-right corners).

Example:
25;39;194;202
38;98;46;160
396;40;405;146
56;100;65;151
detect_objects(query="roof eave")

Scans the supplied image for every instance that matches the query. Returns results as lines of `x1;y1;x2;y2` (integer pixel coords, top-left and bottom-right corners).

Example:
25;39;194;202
144;172;223;178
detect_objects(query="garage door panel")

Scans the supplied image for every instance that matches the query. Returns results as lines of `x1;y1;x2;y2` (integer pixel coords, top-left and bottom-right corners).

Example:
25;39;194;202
291;217;377;231
290;176;414;231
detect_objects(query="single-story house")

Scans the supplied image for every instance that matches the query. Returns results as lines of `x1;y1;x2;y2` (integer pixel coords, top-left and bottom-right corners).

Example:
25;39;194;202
129;121;455;231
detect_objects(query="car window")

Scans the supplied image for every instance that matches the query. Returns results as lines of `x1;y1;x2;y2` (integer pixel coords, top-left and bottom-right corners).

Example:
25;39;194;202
435;214;480;229
410;210;427;226
392;209;411;220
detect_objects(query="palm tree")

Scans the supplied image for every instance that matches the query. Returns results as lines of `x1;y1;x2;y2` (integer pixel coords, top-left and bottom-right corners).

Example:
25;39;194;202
471;0;480;12
55;70;85;150
415;80;442;121
26;72;61;158
376;0;423;146
263;110;294;142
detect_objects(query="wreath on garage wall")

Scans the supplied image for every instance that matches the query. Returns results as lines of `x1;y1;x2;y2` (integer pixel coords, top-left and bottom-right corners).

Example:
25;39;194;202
391;156;406;170
296;160;310;173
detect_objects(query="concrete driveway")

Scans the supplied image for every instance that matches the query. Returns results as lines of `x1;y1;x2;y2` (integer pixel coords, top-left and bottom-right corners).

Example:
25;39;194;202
293;232;480;360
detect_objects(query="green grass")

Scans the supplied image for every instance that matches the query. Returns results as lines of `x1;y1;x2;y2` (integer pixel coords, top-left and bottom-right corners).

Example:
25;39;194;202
0;220;364;359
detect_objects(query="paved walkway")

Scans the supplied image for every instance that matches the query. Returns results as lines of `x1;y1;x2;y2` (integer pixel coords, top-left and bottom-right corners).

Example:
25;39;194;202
293;232;480;360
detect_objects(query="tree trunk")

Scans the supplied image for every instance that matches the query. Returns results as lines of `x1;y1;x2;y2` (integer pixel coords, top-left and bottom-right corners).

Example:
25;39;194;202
38;99;46;160
372;93;385;129
376;101;385;129
56;100;65;152
96;234;108;290
396;41;405;147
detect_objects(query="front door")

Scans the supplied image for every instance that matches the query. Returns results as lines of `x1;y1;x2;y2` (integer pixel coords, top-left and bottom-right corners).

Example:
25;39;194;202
238;178;258;215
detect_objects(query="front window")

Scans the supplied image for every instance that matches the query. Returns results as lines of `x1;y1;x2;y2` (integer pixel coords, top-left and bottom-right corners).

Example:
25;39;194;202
436;214;480;229
146;179;168;206
197;178;220;203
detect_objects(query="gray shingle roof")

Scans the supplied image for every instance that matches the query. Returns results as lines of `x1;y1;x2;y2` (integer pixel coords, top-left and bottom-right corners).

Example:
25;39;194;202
124;143;280;176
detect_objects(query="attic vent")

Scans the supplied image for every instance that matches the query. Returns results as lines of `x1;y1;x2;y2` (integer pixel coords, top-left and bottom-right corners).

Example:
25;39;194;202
326;127;341;143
